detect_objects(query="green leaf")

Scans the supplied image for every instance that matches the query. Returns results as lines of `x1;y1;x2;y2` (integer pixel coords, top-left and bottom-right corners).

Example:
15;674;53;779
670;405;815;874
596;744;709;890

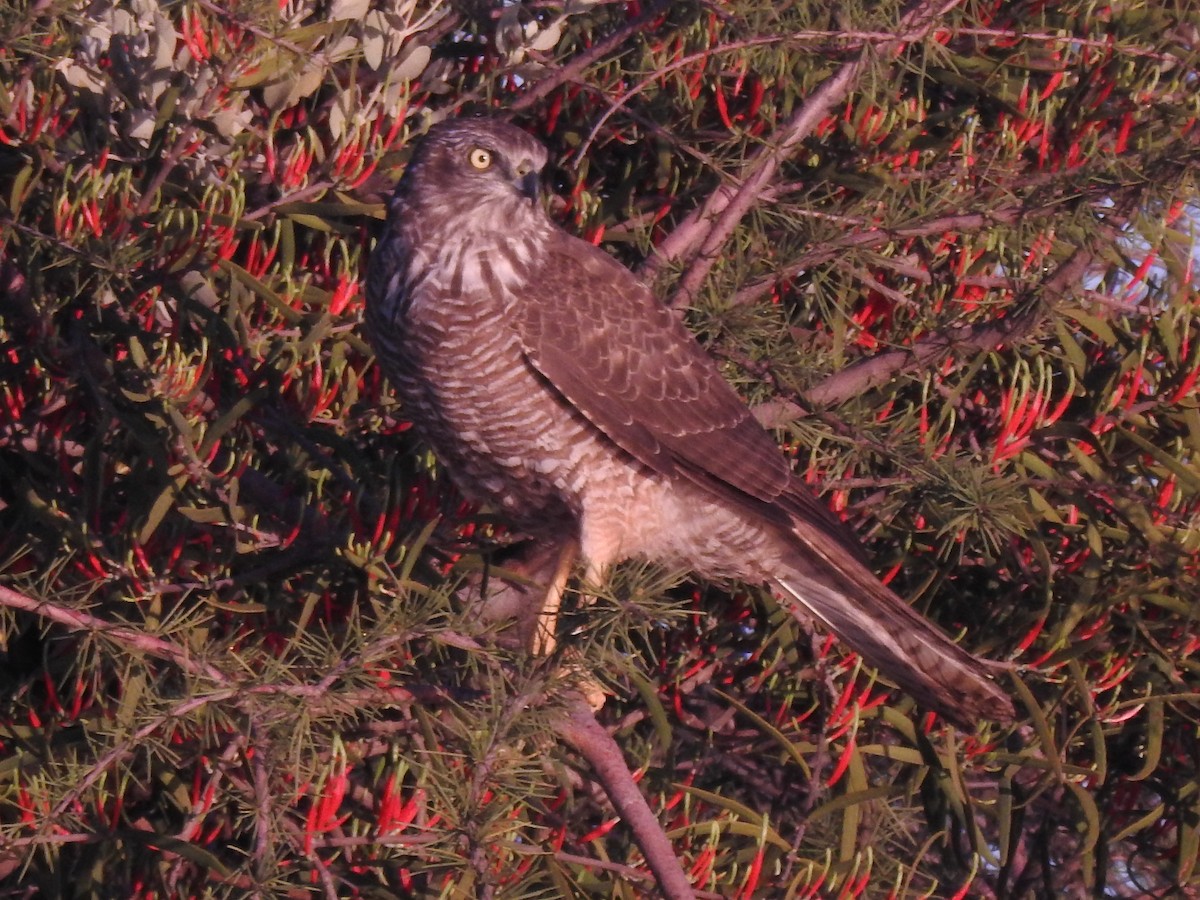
285;212;335;232
670;785;792;851
1065;779;1101;882
1117;425;1200;492
1065;307;1119;346
713;688;814;779
198;390;264;458
1128;699;1164;782
138;484;179;544
8;163;35;212
1054;318;1089;377
218;258;303;323
122;829;233;877
627;668;673;752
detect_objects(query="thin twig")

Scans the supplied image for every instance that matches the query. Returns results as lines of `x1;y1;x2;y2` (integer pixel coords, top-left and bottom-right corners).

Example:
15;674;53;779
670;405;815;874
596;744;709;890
511;1;671;112
242;180;336;222
173;736;244;843
727;199;1092;307
572;34;788;166
955;26;1190;63
48;689;239;825
251;723;274;884
134;52;249;217
0;583;428;704
0;584;228;683
551;850;726;899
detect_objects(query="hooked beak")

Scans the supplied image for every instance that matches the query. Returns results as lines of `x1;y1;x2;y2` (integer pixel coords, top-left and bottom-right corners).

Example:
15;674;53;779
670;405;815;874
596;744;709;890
514;165;541;202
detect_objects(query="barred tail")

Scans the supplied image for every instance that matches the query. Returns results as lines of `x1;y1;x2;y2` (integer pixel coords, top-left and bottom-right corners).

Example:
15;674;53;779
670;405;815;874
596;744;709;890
773;543;1015;728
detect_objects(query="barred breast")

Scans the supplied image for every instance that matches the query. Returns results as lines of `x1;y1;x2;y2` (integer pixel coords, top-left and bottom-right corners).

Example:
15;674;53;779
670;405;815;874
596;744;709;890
368;227;599;539
368;231;779;582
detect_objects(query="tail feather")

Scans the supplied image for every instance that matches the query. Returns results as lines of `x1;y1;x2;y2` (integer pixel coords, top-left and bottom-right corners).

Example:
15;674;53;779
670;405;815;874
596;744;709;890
774;531;1015;728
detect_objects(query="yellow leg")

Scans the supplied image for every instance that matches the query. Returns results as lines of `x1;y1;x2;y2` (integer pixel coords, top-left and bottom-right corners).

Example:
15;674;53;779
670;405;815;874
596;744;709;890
531;538;579;656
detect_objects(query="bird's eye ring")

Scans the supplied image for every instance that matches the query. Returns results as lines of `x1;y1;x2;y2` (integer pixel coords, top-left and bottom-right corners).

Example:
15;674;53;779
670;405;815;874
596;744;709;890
468;147;492;170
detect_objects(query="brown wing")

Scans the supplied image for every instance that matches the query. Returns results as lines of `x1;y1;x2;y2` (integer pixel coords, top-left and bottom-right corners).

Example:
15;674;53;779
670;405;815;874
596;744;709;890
508;230;862;556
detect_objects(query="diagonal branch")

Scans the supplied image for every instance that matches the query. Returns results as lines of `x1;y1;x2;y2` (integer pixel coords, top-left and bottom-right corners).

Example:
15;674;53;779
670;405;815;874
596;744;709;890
729;201;1080;308
511;1;671;112
654;0;965;307
753;249;1093;426
0;584;229;683
554;694;697;900
0;583;436;706
657;61;862;304
47;688;239;825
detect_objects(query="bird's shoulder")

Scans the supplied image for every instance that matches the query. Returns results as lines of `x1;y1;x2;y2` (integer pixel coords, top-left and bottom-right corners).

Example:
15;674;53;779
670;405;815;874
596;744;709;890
515;228;671;322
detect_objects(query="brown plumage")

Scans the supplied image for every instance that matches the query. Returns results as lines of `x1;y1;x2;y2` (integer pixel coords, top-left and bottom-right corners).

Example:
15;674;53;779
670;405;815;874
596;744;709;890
364;117;1014;728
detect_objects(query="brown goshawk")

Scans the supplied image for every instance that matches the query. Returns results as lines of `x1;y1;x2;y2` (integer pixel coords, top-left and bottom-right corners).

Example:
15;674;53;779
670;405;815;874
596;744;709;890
364;117;1014;727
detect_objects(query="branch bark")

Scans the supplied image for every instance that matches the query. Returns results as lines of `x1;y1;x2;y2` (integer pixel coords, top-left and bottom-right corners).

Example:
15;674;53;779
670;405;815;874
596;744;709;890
554;694;697;900
753;249;1093;426
650;0;965;307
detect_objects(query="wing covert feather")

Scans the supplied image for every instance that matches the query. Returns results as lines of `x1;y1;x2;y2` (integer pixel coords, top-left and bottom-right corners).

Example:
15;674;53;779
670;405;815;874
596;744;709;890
507;231;869;565
508;234;790;500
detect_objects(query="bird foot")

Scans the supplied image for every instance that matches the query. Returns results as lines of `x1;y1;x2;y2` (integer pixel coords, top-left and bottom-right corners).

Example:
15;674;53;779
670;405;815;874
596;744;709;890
554;650;608;711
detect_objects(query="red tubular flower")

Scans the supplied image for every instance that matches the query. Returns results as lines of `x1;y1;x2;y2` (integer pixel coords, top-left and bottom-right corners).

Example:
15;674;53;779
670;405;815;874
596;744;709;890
1015;615;1047;654
329;276;358;316
690;843;715;884
1039;70;1065;101
826;736;857;787
1114;112;1133;153
714;83;733;129
578;816;619;843
735;843;764;898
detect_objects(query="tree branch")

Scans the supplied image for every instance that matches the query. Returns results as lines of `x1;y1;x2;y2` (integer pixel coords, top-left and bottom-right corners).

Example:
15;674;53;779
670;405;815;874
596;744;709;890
554;694;697;900
752;249;1093;426
511;1;671;112
729;203;1069;308
250;723;275;884
0;584;438;702
652;0;965;306
48;689;240;825
0;584;229;683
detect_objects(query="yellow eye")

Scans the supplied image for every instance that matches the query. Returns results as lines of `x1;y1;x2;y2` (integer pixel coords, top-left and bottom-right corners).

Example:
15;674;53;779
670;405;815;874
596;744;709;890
468;147;492;170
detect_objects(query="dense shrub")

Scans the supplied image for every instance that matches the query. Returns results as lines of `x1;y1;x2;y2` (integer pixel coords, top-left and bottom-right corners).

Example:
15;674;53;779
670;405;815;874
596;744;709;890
1;1;1197;895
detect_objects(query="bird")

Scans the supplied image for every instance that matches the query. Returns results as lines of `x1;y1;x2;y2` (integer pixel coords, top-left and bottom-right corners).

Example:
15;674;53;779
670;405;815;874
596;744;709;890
364;116;1015;728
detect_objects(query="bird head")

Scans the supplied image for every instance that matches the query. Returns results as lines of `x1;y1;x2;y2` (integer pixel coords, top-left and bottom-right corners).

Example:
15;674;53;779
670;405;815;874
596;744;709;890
400;118;549;219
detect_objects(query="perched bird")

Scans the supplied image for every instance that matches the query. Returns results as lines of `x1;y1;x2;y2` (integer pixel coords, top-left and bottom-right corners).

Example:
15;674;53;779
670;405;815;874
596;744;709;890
364;117;1014;727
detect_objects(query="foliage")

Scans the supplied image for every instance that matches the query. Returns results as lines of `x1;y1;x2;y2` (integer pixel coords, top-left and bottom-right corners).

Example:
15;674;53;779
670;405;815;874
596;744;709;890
1;0;1198;896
